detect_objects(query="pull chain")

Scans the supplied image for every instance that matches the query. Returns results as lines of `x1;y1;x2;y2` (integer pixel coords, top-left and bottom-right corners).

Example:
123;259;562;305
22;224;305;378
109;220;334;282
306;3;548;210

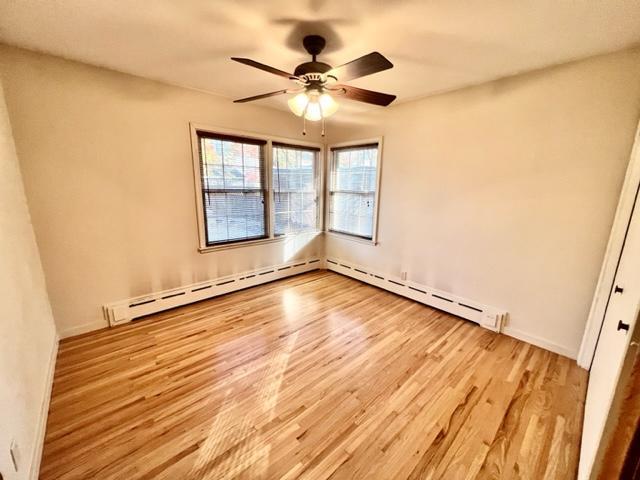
302;115;306;136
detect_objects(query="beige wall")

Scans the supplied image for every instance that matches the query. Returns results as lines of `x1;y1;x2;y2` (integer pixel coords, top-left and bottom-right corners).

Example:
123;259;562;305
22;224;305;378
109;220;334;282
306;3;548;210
324;48;640;358
0;45;323;337
2;43;639;358
0;78;57;479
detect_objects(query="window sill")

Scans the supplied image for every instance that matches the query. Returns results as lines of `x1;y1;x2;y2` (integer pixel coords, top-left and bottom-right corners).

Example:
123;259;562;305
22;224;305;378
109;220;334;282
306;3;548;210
198;230;322;253
324;231;378;246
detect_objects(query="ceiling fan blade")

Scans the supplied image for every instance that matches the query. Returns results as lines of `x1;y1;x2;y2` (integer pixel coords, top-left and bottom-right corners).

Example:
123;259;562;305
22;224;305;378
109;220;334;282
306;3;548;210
326;52;393;82
231;57;299;80
334;84;396;106
233;89;290;103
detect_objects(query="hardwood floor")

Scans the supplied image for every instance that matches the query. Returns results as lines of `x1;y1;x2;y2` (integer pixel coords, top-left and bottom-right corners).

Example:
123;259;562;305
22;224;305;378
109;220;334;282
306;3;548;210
40;270;588;479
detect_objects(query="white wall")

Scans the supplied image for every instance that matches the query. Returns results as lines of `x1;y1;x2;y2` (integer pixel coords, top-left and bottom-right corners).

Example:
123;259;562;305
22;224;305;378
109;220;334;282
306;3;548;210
325;48;640;358
0;45;324;337
0;78;58;479
2;43;640;360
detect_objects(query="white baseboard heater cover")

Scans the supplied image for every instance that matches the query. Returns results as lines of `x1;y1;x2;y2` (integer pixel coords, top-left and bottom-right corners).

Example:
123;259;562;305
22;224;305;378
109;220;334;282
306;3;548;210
326;258;507;332
103;256;506;333
103;258;322;326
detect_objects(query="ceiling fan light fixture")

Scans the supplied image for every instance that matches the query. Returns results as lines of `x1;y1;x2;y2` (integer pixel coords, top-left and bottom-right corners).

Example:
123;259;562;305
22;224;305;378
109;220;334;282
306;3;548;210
288;91;339;122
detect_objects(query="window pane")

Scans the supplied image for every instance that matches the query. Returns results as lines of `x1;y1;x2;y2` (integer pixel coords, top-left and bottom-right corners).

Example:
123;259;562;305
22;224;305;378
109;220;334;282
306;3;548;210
329;144;378;239
273;144;318;236
199;134;267;245
332;148;377;192
204;191;266;243
329;192;375;239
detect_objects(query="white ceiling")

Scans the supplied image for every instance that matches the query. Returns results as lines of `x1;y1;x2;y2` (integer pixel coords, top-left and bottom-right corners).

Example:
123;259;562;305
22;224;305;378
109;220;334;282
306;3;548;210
1;0;639;114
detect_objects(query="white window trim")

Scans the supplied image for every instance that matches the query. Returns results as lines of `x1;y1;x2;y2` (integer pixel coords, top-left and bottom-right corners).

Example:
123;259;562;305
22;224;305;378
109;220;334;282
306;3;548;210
324;136;384;246
190;123;325;253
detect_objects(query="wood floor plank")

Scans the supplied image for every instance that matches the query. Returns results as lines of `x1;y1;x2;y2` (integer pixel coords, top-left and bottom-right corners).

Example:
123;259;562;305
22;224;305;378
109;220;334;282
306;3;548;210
39;270;587;479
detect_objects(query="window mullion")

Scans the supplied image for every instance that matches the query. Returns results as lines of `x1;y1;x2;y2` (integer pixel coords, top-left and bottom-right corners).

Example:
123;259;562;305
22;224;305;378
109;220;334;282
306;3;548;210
266;140;275;239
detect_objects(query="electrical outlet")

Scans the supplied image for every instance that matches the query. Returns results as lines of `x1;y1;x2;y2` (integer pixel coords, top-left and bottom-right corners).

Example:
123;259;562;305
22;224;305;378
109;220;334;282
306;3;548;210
400;271;407;281
10;439;19;472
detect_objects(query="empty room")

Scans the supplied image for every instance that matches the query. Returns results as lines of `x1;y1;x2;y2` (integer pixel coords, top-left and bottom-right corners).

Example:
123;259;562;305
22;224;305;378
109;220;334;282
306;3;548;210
2;1;640;479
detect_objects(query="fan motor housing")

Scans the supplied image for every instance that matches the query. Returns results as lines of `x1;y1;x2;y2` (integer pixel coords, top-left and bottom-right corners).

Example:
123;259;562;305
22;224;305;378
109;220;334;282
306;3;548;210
294;61;332;77
303;35;326;56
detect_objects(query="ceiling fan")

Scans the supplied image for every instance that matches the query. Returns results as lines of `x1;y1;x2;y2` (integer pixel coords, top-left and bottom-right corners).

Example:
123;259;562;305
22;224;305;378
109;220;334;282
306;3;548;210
231;35;396;132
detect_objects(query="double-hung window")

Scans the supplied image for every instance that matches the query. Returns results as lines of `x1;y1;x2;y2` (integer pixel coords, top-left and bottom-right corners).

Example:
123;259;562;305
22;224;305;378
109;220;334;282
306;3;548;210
192;126;322;250
272;143;320;236
196;132;268;246
328;142;381;241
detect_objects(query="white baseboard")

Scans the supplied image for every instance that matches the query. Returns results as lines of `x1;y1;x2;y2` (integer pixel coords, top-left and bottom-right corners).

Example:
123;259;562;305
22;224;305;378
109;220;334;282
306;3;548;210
327;257;579;361
59;259;322;339
326;257;507;332
502;325;578;360
58;254;578;362
103;257;322;328
29;332;59;480
59;320;108;339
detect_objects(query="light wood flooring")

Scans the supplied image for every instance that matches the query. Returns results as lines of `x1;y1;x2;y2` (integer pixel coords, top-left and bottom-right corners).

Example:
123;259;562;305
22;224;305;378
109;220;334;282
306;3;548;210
40;270;588;479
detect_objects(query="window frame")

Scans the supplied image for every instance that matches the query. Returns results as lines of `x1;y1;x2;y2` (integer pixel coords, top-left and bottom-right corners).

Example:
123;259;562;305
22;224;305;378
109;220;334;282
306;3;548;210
325;137;383;245
196;131;269;247
190;123;324;252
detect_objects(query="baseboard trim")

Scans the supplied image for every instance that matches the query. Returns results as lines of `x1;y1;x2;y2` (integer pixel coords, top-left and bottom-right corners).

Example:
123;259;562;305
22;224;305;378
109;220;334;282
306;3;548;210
59;320;108;339
102;257;322;328
29;332;59;480
502;326;578;360
327;257;579;361
58;255;578;361
59;259;323;339
326;257;507;332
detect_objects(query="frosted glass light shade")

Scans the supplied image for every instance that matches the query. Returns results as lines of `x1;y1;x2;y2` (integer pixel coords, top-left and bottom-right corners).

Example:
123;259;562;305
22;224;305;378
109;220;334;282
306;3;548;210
288;93;309;117
288;91;339;122
318;93;339;117
305;102;322;121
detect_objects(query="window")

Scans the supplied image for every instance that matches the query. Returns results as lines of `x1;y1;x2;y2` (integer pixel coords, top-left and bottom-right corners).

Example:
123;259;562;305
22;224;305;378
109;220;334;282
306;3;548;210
197;132;268;246
192;125;323;250
272;143;320;236
328;142;380;241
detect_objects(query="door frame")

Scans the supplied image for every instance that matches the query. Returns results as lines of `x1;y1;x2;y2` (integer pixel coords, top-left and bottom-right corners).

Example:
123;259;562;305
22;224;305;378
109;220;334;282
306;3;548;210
578;120;640;369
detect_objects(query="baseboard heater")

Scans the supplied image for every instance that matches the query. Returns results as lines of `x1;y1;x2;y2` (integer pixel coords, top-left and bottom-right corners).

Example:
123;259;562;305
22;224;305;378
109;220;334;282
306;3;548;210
102;258;322;327
326;257;507;332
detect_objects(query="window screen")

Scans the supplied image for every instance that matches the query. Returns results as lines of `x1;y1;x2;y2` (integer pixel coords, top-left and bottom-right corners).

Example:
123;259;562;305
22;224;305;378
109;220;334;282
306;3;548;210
328;143;379;239
197;132;267;245
272;143;319;236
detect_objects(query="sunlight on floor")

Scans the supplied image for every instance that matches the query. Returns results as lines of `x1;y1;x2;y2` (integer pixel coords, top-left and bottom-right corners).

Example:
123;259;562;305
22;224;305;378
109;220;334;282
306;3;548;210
282;289;301;319
186;330;300;478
